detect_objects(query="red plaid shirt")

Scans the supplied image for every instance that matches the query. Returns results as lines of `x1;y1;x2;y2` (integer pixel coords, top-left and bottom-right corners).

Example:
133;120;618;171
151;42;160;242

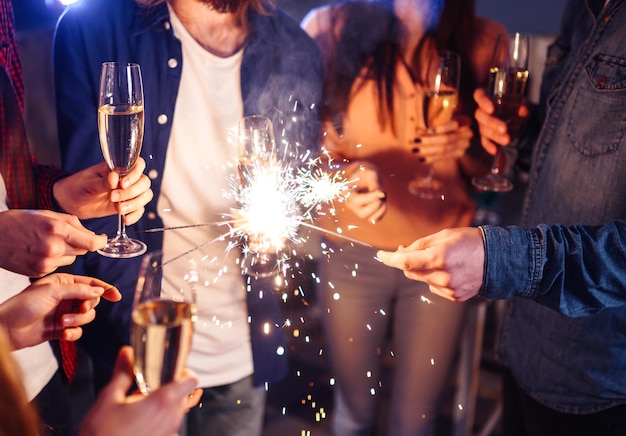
0;0;67;211
1;0;76;382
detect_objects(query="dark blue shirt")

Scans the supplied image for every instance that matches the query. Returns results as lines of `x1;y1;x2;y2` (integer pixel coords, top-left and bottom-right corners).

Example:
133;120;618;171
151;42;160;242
54;0;322;386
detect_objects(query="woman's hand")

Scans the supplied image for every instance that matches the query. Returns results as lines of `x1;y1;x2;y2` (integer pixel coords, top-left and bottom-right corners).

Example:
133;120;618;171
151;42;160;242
412;117;473;164
341;161;387;224
0;273;121;350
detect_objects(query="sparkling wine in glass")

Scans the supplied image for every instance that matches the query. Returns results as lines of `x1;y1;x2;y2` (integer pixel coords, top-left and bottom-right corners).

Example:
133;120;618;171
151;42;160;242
409;50;460;199
237;115;280;278
131;251;197;395
472;33;529;192
97;62;147;258
237;114;277;190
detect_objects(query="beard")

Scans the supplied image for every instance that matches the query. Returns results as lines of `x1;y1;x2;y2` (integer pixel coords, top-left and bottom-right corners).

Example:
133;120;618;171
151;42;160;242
200;0;245;13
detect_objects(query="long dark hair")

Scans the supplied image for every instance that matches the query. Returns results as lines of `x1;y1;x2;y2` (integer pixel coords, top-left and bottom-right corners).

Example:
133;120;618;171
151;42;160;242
324;0;477;134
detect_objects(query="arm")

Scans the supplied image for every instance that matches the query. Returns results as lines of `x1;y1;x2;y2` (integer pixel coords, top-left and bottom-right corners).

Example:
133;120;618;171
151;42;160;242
481;222;626;316
376;221;626;317
0;273;120;350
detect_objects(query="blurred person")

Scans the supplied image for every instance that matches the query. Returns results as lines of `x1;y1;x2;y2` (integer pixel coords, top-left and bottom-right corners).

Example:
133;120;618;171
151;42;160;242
79;346;201;436
0;0;152;433
0;323;201;436
379;1;626;434
53;0;322;434
0;272;121;435
301;0;505;434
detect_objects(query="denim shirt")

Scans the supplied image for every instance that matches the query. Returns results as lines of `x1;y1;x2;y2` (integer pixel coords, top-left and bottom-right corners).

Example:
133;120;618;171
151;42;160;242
53;0;322;386
480;222;626;316
481;0;626;413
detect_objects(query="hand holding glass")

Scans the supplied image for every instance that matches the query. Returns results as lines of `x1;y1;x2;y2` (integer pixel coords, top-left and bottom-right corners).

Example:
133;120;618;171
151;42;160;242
472;33;529;192
131;251;197;395
237;115;280;278
408;50;460;199
97;62;147;257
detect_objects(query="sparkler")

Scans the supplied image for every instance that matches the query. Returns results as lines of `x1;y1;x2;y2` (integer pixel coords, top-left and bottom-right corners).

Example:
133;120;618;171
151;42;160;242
225;145;360;277
129;114;438;427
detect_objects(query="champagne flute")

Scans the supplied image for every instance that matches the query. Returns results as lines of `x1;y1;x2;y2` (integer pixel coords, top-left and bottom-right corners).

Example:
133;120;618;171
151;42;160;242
237;115;280;278
237;114;277;189
472;33;530;192
97;62;147;258
409;50;460;199
131;251;197;395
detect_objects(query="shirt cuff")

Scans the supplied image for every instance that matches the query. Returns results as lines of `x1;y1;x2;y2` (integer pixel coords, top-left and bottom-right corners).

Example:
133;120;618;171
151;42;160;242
479;225;543;300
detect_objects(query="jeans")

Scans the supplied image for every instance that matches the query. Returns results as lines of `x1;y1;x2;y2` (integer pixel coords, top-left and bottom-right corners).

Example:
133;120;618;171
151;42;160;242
319;242;467;436
33;371;74;436
180;375;266;436
502;369;626;436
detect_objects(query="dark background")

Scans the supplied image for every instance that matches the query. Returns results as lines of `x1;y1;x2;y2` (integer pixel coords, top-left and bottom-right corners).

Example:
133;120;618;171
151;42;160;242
15;0;567;33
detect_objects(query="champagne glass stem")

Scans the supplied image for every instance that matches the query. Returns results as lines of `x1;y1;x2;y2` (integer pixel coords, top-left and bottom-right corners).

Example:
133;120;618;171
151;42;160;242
421;165;434;184
117;212;126;239
489;146;505;176
471;144;513;192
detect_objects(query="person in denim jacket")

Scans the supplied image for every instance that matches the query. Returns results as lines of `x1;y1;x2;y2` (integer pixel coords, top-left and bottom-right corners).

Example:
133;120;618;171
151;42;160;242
378;0;626;434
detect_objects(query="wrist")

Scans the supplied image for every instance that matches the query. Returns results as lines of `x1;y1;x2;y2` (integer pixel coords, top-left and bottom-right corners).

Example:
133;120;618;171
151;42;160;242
51;177;71;214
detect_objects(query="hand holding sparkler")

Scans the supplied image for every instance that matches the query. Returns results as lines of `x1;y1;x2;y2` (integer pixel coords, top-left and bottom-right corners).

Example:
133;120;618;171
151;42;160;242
376;227;485;302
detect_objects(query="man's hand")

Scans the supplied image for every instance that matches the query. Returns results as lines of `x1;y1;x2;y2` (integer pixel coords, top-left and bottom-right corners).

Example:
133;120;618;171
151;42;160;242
0;273;121;350
473;88;530;155
0;210;107;277
376;227;485;302
53;157;153;225
80;346;202;436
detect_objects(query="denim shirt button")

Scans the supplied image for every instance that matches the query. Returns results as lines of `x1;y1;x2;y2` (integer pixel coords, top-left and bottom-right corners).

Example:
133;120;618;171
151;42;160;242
167;58;178;69
148;169;158;179
164;21;171;30
598;76;607;86
147;212;156;220
603;14;611;22
157;114;168;124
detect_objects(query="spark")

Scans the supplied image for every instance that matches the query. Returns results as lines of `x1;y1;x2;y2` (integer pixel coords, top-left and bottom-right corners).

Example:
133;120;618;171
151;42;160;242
223;148;363;276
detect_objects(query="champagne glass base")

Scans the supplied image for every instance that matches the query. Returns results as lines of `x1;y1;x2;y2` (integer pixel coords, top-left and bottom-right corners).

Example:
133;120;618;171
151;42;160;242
471;175;513;193
98;237;147;259
408;178;445;200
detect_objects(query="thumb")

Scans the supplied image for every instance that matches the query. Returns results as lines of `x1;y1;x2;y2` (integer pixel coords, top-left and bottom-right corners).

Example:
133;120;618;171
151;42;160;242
105;346;135;399
107;170;121;191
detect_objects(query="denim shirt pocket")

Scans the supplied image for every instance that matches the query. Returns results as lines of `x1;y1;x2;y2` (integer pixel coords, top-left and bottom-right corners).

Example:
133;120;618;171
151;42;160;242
567;54;626;156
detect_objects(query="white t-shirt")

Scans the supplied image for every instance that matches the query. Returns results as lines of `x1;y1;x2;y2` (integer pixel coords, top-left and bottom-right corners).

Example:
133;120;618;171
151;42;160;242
157;6;253;387
0;174;58;401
